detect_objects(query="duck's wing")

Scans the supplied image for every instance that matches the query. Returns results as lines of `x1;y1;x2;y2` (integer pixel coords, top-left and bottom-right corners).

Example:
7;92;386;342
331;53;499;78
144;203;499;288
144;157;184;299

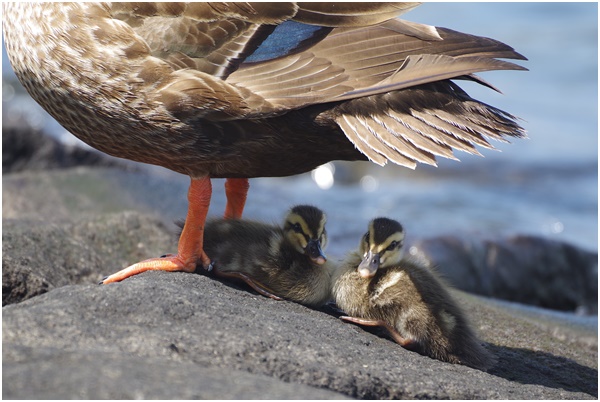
230;21;526;106
111;3;417;80
229;19;527;167
105;2;418;120
107;3;526;167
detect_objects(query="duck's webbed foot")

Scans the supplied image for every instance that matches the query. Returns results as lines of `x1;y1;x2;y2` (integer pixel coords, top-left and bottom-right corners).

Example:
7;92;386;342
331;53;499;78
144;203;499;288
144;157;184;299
340;316;417;349
101;253;201;284
209;266;284;301
101;176;212;285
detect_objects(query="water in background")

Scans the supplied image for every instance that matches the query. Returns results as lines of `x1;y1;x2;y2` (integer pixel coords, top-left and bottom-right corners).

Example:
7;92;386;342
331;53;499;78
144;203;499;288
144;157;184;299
2;3;598;256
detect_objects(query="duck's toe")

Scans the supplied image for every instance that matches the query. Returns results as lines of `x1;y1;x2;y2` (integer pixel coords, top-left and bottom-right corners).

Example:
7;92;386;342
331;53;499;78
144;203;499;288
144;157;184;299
101;254;201;284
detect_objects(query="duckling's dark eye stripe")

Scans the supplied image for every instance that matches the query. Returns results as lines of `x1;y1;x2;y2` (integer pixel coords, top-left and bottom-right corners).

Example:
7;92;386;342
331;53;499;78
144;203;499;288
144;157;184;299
286;214;313;238
375;232;405;254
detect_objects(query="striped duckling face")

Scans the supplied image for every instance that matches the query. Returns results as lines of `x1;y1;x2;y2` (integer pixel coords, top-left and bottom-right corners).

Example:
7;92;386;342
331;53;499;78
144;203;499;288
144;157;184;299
284;205;328;265
358;218;405;278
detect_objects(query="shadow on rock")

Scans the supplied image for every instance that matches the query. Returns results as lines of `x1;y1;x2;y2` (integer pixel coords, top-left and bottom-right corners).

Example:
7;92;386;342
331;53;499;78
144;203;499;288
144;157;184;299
488;343;598;397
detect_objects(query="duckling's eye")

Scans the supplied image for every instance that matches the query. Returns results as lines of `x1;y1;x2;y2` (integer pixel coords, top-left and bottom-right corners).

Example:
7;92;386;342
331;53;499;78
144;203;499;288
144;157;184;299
363;231;370;242
292;223;302;233
387;241;400;251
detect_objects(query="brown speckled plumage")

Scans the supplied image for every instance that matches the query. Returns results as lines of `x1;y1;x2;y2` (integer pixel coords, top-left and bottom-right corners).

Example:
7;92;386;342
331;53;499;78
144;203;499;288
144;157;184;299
3;2;526;178
2;3;526;282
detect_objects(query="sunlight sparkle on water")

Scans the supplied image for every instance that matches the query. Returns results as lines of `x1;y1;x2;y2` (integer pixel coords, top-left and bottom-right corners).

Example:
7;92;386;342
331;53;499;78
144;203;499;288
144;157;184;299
311;163;335;190
360;175;379;192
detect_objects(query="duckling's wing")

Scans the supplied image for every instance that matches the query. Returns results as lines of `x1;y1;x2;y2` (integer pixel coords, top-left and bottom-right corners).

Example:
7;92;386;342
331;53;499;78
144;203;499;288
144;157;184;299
369;270;412;308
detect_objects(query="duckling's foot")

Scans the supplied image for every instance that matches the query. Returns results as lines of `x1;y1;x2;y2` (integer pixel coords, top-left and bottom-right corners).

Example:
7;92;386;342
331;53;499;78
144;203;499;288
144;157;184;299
340;316;416;349
210;267;284;301
224;178;249;219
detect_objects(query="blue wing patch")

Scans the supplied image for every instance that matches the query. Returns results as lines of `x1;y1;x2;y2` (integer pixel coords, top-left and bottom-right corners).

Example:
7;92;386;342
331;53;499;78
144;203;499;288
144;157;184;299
244;20;331;64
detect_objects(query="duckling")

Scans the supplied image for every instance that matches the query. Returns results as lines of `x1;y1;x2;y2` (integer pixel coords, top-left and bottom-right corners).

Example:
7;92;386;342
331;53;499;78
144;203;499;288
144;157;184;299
3;3;526;285
332;218;495;371
192;205;333;308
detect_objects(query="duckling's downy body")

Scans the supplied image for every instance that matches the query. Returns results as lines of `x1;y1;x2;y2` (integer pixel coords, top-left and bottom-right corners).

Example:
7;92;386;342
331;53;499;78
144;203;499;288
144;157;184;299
200;205;332;307
332;218;494;371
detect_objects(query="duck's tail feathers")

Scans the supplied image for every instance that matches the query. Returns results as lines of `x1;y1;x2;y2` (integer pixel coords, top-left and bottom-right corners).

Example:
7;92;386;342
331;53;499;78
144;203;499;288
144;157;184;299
331;80;526;168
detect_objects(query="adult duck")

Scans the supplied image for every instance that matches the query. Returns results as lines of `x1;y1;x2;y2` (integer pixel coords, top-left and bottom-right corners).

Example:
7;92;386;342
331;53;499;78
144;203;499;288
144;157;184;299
2;3;526;283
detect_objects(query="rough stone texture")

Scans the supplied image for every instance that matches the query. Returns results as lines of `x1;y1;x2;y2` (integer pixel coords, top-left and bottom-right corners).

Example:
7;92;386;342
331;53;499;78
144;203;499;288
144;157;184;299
410;235;598;314
2;213;176;306
2;129;597;399
4;345;348;399
3;269;597;399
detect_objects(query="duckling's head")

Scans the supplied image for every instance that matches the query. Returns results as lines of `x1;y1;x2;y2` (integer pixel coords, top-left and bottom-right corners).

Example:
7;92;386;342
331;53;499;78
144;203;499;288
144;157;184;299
358;217;405;278
283;205;328;265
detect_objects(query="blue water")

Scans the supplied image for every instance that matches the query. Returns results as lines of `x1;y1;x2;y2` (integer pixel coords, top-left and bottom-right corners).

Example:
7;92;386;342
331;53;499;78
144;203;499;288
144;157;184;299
2;3;598;255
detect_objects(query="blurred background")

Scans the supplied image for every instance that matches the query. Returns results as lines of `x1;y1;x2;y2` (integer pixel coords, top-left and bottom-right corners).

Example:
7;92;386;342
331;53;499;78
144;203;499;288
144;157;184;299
3;2;598;258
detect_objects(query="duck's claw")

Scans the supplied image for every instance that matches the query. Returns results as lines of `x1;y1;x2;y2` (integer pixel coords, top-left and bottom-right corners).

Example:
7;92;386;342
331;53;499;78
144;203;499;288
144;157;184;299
205;261;216;273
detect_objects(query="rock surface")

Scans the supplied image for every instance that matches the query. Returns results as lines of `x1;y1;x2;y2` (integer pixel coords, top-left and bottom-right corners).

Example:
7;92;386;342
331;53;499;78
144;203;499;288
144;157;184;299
410;235;598;314
2;127;597;399
3;265;598;399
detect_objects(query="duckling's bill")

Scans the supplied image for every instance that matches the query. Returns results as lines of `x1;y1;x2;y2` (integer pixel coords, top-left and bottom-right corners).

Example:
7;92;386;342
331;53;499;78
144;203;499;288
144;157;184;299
306;239;327;265
358;250;380;278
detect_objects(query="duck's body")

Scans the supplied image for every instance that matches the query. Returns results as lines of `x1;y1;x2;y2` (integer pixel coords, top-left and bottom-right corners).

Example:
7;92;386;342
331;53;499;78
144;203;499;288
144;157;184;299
332;218;494;371
3;3;526;283
198;205;333;307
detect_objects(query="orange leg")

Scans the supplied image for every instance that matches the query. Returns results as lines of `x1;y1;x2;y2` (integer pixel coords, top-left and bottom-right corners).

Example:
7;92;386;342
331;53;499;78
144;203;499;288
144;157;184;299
340;316;416;349
101;176;212;284
224;178;249;219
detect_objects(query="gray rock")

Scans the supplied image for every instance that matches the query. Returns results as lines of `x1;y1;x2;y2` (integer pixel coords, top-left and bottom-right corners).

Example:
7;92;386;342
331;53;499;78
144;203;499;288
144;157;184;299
410;235;598;313
2;269;597;399
2;213;176;306
4;345;347;399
